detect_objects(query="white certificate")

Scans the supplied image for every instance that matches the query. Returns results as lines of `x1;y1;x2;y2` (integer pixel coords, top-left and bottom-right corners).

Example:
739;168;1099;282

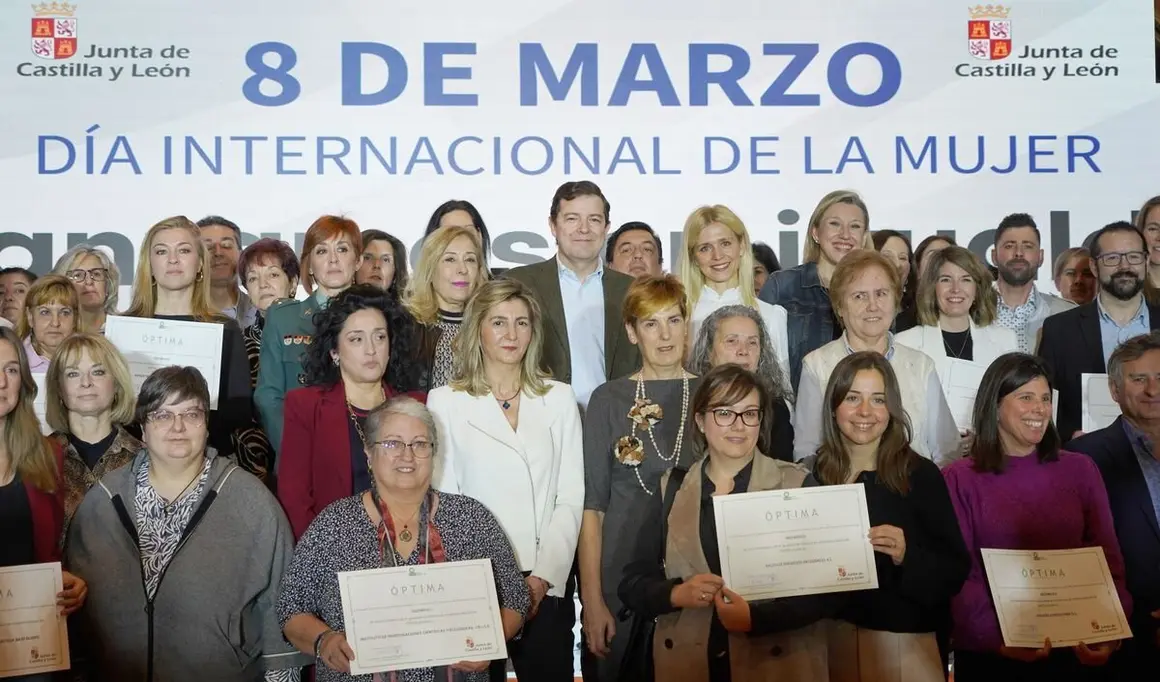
981;547;1131;648
938;358;987;431
30;374;52;436
0;562;70;678
713;484;878;601
1081;373;1120;434
338;559;507;675
104;316;224;409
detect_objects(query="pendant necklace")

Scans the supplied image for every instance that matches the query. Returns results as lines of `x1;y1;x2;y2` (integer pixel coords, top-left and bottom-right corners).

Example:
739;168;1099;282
494;386;521;410
943;328;971;359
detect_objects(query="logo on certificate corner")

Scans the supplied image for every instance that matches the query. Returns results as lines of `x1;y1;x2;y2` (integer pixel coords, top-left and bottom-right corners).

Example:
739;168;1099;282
465;637;475;650
29;648;38;661
31;2;78;61
967;4;1012;61
837;567;846;578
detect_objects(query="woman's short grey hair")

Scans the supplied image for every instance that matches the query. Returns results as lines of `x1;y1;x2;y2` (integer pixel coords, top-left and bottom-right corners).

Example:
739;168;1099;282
52;244;121;313
687;305;792;401
364;395;438;452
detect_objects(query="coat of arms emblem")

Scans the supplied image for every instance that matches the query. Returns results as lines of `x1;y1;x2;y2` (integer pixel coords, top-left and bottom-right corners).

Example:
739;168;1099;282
968;4;1012;61
31;2;78;60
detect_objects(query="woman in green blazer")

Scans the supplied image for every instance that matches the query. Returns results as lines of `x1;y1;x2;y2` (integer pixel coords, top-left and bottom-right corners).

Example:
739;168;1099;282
255;216;361;458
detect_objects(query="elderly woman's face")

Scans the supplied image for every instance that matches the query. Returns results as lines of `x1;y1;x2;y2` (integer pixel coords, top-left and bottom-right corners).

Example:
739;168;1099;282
709;315;760;373
244;256;296;313
333;308;390;385
61;348;115;418
142;395;208;463
840;265;896;341
369;413;434;493
28;298;75;355
696;388;762;461
68;253;109;312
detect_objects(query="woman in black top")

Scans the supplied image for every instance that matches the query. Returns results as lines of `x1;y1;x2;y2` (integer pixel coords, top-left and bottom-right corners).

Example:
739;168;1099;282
808;351;970;682
619;365;839;682
122;216;252;459
687;304;795;460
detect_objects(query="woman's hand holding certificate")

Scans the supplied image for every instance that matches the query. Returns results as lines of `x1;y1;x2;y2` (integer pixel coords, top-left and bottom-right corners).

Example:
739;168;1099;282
981;547;1130;649
712;484;879;600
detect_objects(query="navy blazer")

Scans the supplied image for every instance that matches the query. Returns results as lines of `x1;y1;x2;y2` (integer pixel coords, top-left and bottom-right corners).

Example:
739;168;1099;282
1039;301;1160;440
1068;417;1160;672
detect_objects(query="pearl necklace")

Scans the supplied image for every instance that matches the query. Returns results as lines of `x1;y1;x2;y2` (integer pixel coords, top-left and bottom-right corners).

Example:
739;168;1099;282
632;370;690;494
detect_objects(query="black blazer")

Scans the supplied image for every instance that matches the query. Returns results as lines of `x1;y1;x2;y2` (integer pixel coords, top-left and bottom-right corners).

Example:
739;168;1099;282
1067;418;1160;673
1038;300;1160;440
503;257;640;385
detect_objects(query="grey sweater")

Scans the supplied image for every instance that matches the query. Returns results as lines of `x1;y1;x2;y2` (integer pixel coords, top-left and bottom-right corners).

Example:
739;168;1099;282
65;451;309;682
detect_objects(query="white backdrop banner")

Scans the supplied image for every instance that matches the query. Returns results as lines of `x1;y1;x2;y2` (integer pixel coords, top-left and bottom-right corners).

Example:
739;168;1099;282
2;0;1157;284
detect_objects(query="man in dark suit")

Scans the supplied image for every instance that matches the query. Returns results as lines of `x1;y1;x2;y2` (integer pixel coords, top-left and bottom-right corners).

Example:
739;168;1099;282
1067;332;1160;678
1040;221;1160;440
504;181;642;682
505;180;640;411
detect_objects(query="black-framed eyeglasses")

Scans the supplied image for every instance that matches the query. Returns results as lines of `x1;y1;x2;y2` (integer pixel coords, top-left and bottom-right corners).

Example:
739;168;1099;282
371;439;434;458
65;268;108;283
1096;251;1146;267
707;408;762;427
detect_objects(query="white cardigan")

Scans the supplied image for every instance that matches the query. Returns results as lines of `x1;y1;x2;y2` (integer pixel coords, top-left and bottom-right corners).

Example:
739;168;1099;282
691;286;792;395
428;379;584;598
894;321;1019;370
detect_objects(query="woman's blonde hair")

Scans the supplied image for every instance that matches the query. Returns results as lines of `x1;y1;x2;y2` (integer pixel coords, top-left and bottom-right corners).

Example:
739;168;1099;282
916;246;998;327
16;274;80;353
677;205;758;311
450;279;551;398
44;333;137;434
828;249;902;325
404;226;489;326
0;328;56;492
802;190;872;264
124;216;222;323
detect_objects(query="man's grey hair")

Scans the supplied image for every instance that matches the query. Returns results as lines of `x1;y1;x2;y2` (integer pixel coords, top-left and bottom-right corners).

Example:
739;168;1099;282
364;395;438;453
52;244;121;313
1108;331;1160;389
687;305;792;401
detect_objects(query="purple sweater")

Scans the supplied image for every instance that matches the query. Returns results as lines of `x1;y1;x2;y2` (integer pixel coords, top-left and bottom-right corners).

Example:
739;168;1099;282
943;450;1132;653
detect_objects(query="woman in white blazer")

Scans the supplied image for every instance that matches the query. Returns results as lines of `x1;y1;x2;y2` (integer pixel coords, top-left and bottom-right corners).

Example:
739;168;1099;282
895;245;1018;377
678;205;792;390
428;278;583;682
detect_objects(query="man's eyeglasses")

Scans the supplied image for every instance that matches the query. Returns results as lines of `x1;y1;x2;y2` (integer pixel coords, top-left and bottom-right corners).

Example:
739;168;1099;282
707;408;762;427
65;268;108;283
371;439;434;458
1096;251;1147;267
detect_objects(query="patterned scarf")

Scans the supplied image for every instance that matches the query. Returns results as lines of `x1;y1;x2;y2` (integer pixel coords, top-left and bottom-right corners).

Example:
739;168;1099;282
371;487;454;682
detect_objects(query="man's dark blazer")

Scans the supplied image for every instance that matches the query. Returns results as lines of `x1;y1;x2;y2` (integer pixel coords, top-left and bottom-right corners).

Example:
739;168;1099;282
1067;417;1160;675
1038;299;1160;440
504;257;640;386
